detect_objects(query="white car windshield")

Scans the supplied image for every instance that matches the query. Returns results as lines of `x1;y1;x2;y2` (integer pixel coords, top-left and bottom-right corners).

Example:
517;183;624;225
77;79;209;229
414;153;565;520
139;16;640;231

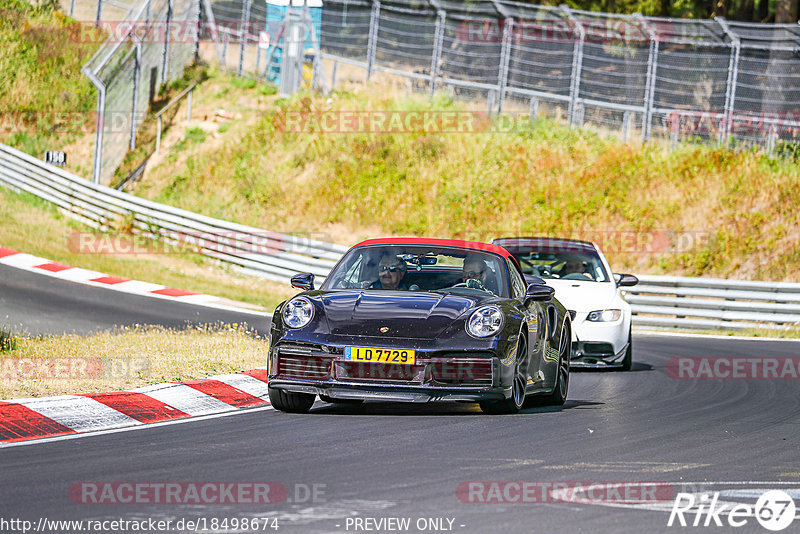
510;249;610;282
322;245;509;297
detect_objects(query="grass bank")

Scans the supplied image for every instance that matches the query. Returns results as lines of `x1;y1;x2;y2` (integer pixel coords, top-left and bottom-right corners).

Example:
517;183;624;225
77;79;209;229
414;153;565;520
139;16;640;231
0;0;102;160
0;325;267;399
133;83;800;282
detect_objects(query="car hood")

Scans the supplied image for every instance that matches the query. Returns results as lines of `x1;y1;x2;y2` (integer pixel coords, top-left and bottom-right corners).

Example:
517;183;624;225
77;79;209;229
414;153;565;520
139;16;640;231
313;291;493;338
543;279;620;313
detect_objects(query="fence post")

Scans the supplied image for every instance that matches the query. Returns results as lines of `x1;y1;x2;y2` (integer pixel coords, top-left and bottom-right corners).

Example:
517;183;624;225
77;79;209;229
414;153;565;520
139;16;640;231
622;110;631;143
366;0;381;81
161;0;174;84
496;18;514;114
83;68;106;184
637;14;658;141
429;8;445;98
95;0;103;27
767;123;777;156
716;17;740;147
331;59;338;89
192;0;201;63
130;41;142;151
529;97;539;124
70;0;75;17
560;5;584;128
238;0;252;77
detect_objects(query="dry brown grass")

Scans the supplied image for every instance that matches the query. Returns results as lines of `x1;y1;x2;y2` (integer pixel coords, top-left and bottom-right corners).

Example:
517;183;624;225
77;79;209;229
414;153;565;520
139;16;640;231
0;325;268;399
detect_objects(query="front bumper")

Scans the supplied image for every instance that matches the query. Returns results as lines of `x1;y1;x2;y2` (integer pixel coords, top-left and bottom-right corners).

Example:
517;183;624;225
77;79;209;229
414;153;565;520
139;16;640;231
269;342;510;403
570;340;628;368
269;380;508;403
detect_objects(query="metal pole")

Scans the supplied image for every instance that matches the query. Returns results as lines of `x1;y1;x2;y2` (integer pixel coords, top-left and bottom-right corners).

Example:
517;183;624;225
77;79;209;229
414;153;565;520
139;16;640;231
496;18;514;114
529;97;539;124
130;41;142;151
331;59;338;89
83;68;106;184
489;0;514;114
561;5;585;128
162;0;174;84
238;0;252;77
366;0;380;81
192;0;201;63
716;17;740;146
636;13;658;141
70;0;75;17
156;116;162;153
95;0;103;27
622;110;631;143
429;9;445;98
187;89;193;121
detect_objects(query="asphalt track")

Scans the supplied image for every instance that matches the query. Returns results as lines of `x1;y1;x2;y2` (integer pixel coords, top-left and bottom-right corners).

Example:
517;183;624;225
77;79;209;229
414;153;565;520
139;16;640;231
2;265;800;533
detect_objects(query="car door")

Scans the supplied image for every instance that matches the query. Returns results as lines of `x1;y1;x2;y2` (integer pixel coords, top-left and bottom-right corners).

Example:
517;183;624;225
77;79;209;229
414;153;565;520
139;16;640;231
508;259;545;389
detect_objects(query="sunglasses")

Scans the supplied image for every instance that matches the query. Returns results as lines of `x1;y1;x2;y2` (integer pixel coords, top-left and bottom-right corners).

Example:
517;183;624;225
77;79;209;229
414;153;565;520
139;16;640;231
464;270;484;278
379;265;402;273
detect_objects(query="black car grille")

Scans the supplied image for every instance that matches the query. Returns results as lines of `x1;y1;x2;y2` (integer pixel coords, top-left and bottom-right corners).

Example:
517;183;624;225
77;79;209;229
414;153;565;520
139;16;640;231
335;361;423;382
277;356;331;380
429;358;493;386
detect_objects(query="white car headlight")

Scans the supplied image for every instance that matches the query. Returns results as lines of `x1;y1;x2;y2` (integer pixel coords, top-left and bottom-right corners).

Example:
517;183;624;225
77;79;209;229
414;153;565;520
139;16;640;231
466;306;504;338
587;309;622;322
282;297;314;329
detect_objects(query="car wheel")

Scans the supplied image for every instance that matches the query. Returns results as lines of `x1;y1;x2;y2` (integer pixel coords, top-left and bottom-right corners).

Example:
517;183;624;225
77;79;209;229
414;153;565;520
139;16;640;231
541;322;570;406
319;395;363;405
620;329;632;371
480;335;527;415
268;387;315;413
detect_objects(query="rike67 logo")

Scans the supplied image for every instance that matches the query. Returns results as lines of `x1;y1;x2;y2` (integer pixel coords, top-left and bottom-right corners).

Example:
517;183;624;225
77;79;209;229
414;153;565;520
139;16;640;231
668;490;796;531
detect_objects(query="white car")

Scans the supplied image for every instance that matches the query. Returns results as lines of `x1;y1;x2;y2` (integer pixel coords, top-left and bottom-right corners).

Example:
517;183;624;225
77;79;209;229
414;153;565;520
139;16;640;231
492;237;638;370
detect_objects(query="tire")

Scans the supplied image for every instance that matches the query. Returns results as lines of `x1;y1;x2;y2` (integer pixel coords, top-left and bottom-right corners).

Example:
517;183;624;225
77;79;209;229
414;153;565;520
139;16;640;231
319;395;363;405
480;335;528;415
620;329;632;371
268;387;315;413
540;322;570;406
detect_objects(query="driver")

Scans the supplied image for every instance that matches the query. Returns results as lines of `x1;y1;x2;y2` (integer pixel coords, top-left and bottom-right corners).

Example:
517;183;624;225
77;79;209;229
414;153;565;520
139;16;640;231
371;253;409;290
561;260;585;275
462;255;488;289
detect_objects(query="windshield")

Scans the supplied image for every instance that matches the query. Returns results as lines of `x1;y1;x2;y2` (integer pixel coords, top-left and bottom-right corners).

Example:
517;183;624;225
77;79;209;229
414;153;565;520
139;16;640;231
322;245;510;297
509;248;610;282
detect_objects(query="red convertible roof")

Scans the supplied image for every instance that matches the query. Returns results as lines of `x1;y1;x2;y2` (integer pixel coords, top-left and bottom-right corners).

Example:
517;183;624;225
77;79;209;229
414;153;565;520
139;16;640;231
354;237;513;260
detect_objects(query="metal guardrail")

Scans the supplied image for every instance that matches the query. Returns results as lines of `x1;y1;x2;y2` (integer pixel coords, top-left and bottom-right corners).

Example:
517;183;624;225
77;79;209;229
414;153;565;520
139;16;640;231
2;142;799;330
0;143;345;284
625;275;800;330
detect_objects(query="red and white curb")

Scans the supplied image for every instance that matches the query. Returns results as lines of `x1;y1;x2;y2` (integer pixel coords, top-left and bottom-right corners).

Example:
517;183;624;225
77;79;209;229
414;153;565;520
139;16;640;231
0;368;272;445
0;246;267;316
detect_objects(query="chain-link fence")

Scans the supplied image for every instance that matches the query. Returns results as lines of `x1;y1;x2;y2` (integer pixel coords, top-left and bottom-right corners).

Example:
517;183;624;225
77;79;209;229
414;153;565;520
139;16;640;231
74;0;800;184
310;0;800;153
80;0;201;184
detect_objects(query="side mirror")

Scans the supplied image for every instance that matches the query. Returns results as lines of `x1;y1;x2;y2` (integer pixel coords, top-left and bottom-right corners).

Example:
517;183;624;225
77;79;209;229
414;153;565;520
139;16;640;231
525;282;554;303
615;273;639;287
523;274;545;286
291;272;315;291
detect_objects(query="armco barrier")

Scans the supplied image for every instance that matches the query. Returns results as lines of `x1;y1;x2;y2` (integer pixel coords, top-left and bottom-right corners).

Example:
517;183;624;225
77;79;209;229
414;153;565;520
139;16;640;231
626;275;800;330
2;142;799;330
0;143;345;284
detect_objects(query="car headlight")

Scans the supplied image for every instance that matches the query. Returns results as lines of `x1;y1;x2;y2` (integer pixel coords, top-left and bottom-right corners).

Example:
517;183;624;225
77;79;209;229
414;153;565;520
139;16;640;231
466;306;504;338
282;297;314;329
586;309;622;322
